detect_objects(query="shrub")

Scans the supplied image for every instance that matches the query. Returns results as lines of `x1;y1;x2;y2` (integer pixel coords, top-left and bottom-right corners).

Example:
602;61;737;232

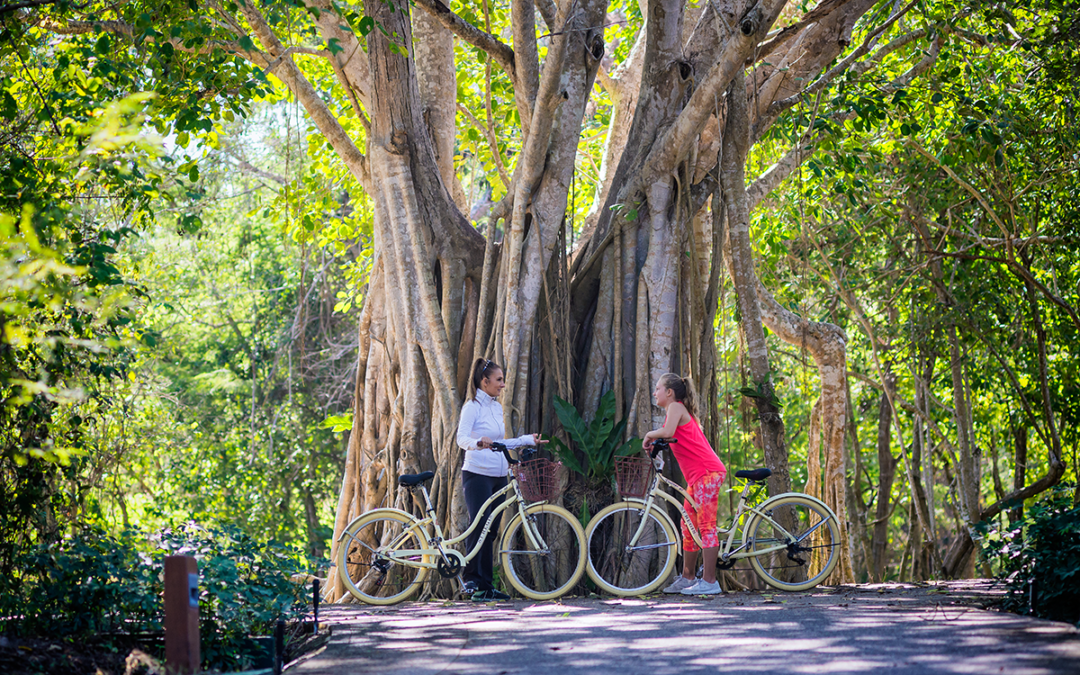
979;485;1080;626
0;527;160;637
1;525;309;670
549;391;640;483
158;525;308;669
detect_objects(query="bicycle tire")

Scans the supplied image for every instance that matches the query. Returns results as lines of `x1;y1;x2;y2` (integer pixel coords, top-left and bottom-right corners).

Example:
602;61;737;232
499;503;586;600
745;494;840;592
585;502;678;596
336;509;432;605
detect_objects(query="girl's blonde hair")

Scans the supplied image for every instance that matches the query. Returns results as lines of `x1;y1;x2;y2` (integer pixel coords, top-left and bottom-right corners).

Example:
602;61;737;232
467;357;502;400
658;373;700;419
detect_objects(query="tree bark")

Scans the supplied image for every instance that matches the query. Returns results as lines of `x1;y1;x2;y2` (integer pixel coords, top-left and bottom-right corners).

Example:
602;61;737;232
870;378;897;582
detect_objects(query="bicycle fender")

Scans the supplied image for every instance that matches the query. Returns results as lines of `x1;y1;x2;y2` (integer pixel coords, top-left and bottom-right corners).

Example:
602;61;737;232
741;492;839;537
336;508;428;543
759;492;839;519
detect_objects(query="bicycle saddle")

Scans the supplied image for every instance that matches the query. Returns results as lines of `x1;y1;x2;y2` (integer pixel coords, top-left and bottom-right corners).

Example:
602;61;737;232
399;471;436;487
735;468;772;481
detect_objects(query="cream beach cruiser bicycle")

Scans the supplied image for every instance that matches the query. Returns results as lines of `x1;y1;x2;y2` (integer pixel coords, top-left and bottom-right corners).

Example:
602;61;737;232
336;443;586;604
585;439;841;596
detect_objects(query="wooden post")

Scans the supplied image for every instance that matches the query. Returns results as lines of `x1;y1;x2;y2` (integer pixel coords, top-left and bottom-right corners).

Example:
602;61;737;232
164;555;200;674
312;579;319;635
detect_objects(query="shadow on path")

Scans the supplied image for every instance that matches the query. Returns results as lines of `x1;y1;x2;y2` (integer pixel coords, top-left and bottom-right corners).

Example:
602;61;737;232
290;581;1080;675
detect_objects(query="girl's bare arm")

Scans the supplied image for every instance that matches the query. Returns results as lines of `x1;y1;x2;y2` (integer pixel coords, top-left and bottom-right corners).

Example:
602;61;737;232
644;403;689;441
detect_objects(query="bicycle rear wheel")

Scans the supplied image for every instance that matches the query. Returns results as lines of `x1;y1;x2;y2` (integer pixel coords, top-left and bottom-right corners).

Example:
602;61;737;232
746;495;840;591
500;504;586;600
585;502;678;596
336;510;431;605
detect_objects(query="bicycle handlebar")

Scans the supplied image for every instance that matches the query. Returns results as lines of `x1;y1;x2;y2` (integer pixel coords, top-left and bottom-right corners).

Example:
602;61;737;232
648;437;676;459
489;442;519;465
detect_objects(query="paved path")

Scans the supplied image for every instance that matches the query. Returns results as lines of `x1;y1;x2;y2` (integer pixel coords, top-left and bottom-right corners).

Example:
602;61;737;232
289;582;1080;675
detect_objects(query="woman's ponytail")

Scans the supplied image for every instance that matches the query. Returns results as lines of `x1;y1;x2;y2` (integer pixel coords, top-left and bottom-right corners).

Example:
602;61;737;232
681;376;700;419
659;372;700;419
468;357;501;400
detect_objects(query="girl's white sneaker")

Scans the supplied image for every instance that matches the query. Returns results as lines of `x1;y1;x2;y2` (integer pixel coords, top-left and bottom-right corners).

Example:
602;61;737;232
662;576;698;593
680;579;722;595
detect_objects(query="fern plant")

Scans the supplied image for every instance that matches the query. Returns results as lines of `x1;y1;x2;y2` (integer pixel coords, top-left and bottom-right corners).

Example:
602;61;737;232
548;391;640;483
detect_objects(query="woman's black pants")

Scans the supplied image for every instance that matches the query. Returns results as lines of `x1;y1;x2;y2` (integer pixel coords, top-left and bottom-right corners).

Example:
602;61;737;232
461;470;508;590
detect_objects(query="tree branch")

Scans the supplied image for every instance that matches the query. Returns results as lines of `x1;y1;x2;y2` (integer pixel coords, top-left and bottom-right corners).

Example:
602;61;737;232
234;1;370;188
748;36;941;207
413;0;516;80
457;103;510;186
536;0;558;32
922;248;1080;335
640;0;788;186
753;0;858;65
764;0;918;121
36;18;260;59
0;0;86;15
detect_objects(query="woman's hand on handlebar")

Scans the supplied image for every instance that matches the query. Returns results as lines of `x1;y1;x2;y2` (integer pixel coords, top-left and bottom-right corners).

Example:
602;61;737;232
477;436;494;449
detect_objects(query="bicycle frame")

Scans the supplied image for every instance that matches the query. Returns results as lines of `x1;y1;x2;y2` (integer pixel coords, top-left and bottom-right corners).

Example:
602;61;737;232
363;469;546;571
624;472;802;562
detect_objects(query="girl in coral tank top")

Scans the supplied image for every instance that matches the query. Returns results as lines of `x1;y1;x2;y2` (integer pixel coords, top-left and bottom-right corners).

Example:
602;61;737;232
642;373;727;595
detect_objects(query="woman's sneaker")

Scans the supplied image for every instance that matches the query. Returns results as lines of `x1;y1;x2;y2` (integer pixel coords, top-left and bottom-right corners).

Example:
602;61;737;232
471;588;511;602
680;579;723;595
662;576;698;594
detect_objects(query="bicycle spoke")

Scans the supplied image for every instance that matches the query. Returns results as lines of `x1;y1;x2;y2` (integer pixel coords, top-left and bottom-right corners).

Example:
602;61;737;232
748;497;840;591
586;505;675;596
502;506;584;599
337;513;427;604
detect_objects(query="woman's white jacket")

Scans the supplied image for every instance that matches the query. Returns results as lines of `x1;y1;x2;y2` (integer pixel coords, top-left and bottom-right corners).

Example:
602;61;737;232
456;389;535;477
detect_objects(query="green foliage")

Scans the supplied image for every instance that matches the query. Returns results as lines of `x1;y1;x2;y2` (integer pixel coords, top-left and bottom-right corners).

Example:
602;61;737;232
549;391;639;482
979;486;1080;626
160;525;308;669
1;525;308;670
2;0;366;569
0;90;163;573
1;528;159;637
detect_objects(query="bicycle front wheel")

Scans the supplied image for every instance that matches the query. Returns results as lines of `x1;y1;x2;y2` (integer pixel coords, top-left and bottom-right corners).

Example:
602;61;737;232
500;504;586;600
585;502;678;596
336;510;431;605
746;495;840;592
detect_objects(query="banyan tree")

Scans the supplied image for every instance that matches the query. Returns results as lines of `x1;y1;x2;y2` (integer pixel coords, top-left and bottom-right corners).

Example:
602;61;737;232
32;0;989;597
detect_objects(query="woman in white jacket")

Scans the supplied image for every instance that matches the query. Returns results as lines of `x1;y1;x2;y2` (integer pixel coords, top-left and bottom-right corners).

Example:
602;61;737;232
455;358;545;601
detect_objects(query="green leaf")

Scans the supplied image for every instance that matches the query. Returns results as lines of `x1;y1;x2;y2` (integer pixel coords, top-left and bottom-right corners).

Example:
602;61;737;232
358;16;375;37
548;437;583;475
327;37;344;55
552;396;589;450
0;91;16;121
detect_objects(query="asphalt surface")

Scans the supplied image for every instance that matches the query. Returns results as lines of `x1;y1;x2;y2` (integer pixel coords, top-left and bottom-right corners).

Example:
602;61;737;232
288;581;1080;674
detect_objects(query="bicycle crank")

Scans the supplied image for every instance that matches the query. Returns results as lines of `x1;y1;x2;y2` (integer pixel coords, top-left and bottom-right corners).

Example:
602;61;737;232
437;555;463;578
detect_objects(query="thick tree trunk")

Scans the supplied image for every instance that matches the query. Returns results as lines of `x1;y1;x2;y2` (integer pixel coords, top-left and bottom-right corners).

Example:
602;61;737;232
720;71;791;500
870;379;897;582
1010;426;1027;523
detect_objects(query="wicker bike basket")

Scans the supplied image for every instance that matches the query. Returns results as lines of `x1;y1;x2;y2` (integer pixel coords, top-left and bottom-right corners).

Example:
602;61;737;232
512;457;561;502
615;455;654;498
